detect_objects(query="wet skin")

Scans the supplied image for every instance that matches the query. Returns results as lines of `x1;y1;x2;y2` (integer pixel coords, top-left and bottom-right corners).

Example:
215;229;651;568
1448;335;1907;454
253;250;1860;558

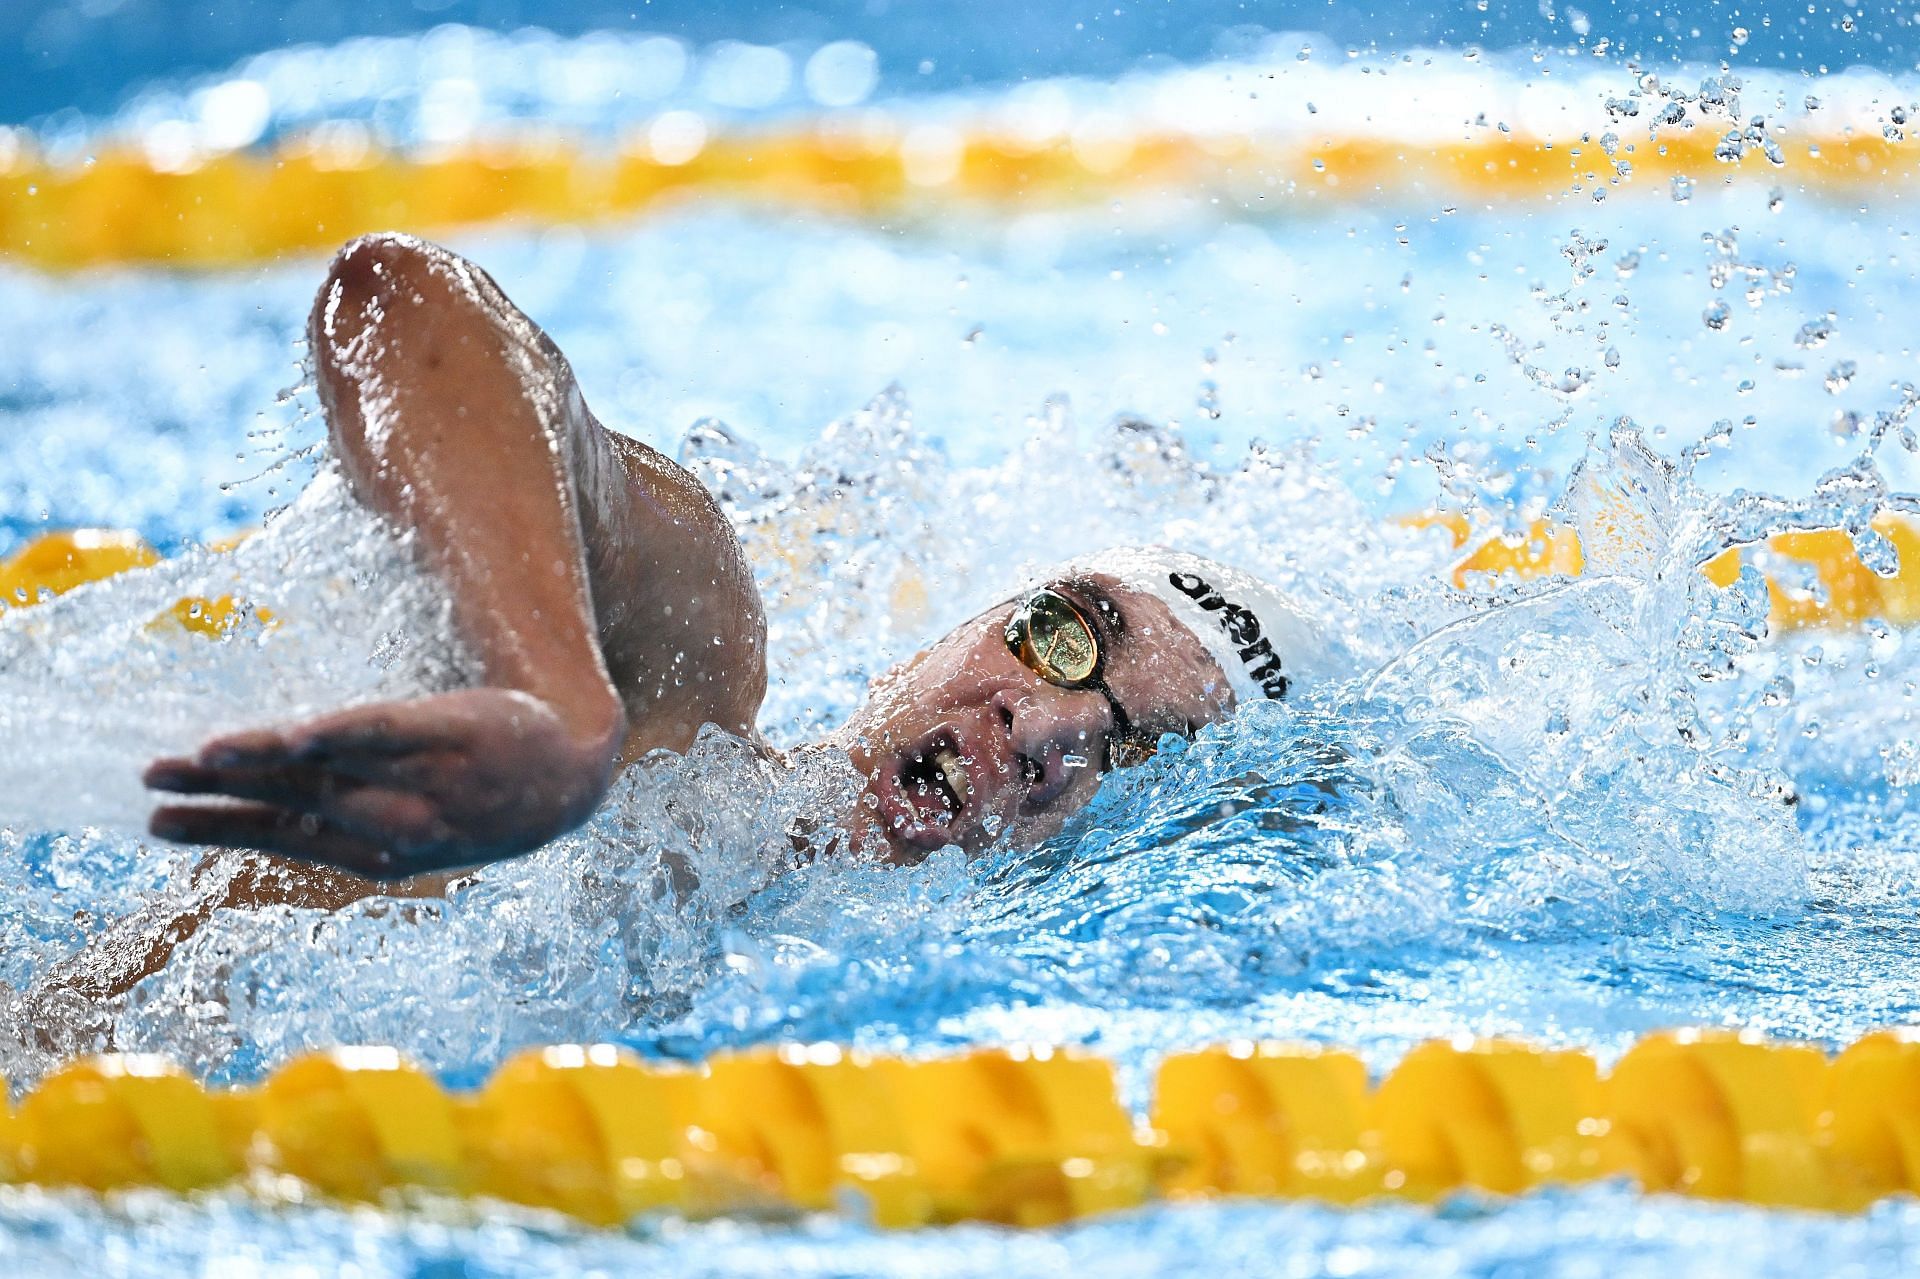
833;578;1233;859
139;233;1236;895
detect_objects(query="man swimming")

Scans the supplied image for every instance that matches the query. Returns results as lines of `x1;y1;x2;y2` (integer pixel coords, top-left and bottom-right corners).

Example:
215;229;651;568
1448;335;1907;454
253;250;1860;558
140;233;1335;886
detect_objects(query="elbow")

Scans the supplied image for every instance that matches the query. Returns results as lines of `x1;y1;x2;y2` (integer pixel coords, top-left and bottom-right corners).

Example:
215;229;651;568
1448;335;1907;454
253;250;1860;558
309;232;444;352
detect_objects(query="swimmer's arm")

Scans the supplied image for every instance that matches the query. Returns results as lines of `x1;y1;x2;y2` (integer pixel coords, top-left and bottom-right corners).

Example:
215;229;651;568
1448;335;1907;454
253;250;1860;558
10;857;452;1032
145;234;763;880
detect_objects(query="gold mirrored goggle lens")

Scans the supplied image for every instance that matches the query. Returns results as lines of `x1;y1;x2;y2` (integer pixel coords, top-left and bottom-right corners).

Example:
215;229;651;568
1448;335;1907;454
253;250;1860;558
1005;589;1099;686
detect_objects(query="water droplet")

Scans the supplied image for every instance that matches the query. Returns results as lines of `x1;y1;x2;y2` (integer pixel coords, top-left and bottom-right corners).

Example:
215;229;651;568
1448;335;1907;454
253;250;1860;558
1856;528;1901;576
1794;316;1836;349
1703;299;1732;330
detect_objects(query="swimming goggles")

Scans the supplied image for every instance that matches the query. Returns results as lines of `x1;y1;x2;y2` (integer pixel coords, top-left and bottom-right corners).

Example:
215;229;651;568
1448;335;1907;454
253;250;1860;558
1003;587;1161;768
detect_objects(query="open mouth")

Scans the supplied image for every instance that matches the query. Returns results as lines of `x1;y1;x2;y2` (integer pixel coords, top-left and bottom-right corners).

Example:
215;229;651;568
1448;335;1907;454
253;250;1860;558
883;727;975;850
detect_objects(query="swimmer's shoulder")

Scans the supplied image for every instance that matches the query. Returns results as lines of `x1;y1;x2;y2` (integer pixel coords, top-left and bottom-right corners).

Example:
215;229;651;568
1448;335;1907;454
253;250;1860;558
593;428;768;756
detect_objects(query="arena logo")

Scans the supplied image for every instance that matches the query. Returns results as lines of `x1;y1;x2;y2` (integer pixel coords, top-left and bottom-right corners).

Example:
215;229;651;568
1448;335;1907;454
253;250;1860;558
1168;571;1290;699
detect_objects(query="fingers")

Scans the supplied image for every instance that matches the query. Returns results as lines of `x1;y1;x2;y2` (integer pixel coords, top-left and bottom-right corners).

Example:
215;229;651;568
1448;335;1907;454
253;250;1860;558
189;704;455;771
189;728;292;769
144;757;357;810
284;703;465;762
149;761;451;844
325;788;454;848
149;803;408;879
177;703;468;791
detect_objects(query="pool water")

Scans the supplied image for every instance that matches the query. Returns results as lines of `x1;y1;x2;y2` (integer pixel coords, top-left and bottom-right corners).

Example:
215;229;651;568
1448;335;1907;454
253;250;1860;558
6;14;1920;1277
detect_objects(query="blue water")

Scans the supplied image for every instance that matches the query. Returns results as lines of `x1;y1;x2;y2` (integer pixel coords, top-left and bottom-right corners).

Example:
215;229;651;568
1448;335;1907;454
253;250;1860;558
7;11;1920;1277
5;1185;1920;1278
7;0;1915;127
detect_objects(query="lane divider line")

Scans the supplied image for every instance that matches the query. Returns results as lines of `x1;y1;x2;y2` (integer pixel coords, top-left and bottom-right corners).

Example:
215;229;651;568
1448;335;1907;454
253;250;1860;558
7;1032;1920;1223
0;127;1910;269
3;515;1906;637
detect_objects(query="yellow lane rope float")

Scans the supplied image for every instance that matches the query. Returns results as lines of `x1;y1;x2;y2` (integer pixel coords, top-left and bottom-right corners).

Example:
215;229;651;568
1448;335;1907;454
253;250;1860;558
6;1031;1920;1223
0;123;1912;270
2;515;1911;635
0;529;270;637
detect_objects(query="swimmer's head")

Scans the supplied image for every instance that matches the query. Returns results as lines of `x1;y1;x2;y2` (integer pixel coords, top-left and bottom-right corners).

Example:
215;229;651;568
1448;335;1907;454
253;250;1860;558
833;546;1331;861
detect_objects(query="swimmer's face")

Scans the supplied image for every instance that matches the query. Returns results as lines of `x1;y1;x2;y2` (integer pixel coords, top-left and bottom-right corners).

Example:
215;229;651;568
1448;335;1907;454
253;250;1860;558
834;573;1234;861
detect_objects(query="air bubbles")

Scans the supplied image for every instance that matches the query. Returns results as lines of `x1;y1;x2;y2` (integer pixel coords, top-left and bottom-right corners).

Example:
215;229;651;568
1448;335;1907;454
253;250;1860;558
1825;360;1858;394
1703;299;1733;331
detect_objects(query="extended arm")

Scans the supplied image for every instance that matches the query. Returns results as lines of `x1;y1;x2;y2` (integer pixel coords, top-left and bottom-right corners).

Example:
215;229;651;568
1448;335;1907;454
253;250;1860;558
145;234;768;879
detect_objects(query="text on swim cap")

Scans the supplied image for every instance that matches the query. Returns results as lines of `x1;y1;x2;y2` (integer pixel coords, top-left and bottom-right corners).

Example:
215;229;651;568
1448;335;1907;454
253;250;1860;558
1167;571;1290;699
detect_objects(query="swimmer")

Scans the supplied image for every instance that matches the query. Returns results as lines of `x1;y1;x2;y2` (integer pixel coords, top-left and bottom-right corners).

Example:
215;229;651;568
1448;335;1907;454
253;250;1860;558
139;234;1335;879
23;234;1335;1017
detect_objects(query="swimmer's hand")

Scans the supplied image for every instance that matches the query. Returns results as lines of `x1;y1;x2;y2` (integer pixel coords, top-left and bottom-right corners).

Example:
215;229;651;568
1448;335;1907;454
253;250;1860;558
143;688;624;879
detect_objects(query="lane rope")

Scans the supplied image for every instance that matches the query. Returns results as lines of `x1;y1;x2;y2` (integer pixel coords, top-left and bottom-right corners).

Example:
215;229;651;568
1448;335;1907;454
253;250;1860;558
3;515;1909;636
0;125;1911;269
4;1031;1917;1223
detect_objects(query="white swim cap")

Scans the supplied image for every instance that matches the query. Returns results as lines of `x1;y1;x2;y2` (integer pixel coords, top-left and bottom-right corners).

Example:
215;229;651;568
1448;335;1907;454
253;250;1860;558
1055;545;1332;706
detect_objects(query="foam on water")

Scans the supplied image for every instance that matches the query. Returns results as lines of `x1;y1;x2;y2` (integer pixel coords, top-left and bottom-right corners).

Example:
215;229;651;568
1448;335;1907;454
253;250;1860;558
6;1182;1920;1279
4;376;1910;1093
